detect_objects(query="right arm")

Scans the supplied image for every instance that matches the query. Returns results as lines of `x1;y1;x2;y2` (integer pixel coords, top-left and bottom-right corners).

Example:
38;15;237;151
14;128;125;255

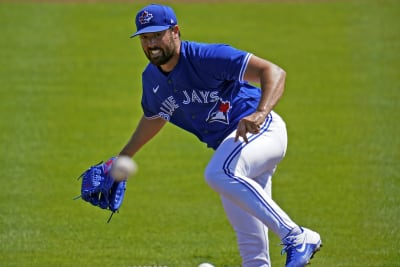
119;115;166;157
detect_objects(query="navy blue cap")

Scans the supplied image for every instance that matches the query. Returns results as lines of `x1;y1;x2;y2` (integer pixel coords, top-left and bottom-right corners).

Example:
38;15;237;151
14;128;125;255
130;4;177;38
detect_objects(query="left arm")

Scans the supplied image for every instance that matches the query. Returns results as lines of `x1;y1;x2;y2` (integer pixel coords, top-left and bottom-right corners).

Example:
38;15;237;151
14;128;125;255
235;55;286;143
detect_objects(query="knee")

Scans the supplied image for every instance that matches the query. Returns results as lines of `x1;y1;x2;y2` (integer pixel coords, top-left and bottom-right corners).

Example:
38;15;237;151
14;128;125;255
204;164;225;191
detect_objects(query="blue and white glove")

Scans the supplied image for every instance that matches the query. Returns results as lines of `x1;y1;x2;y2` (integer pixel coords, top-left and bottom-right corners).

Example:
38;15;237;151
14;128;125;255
77;157;127;222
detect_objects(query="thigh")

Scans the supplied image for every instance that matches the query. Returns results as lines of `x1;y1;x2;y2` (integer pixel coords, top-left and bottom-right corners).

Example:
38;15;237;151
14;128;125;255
209;111;287;179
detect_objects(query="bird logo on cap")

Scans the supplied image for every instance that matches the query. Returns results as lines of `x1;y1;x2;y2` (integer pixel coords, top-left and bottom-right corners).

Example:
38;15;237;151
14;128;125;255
138;10;153;25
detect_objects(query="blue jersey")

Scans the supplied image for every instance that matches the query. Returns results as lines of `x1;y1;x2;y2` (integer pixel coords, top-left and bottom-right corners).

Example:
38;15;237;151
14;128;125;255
141;41;261;149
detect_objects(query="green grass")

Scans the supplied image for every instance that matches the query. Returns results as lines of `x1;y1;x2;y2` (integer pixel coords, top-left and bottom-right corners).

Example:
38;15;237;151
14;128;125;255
0;1;399;266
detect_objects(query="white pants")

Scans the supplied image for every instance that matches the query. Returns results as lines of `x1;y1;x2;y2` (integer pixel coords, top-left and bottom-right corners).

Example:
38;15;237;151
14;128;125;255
204;111;298;267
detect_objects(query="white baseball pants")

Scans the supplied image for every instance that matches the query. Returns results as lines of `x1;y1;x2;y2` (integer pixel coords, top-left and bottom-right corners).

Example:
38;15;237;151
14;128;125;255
204;111;298;267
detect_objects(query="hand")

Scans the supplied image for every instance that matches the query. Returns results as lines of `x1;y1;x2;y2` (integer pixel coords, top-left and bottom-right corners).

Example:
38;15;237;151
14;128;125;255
235;111;268;143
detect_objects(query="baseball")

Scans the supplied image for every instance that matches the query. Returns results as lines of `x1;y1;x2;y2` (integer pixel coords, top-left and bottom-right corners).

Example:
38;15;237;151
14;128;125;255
198;263;215;267
110;155;138;181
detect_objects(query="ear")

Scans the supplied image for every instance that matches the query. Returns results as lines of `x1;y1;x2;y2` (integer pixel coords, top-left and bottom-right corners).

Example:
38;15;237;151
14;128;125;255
171;25;180;38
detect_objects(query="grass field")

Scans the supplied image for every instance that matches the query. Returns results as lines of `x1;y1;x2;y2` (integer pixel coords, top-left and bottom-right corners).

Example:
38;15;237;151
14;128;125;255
0;1;399;266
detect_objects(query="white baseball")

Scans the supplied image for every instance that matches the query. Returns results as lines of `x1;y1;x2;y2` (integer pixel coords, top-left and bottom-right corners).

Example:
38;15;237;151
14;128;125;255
198;263;215;267
110;156;138;181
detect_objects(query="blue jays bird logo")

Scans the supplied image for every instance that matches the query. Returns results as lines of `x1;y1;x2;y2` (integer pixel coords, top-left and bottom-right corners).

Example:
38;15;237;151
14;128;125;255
139;11;153;25
206;99;231;124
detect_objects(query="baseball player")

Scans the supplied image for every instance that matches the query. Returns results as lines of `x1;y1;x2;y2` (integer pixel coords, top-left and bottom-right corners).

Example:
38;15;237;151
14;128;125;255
120;4;322;267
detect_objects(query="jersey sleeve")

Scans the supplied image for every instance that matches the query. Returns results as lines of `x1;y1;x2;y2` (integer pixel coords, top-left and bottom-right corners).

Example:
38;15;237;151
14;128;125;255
140;71;161;120
200;44;252;82
141;102;160;119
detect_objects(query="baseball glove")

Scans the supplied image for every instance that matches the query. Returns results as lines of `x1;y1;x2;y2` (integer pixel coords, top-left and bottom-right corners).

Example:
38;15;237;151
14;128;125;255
76;157;127;222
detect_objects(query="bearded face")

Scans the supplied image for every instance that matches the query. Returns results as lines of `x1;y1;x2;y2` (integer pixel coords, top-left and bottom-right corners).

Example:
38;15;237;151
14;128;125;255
140;29;177;66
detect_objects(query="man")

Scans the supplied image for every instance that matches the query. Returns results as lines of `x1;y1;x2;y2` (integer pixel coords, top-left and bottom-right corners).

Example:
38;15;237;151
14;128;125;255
120;4;322;267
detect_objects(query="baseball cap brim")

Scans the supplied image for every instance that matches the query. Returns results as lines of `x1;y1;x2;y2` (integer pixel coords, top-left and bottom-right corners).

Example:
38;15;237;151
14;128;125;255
130;25;171;38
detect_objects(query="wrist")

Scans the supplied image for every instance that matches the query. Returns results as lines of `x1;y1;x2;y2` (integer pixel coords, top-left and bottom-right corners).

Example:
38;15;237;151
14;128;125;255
255;109;270;116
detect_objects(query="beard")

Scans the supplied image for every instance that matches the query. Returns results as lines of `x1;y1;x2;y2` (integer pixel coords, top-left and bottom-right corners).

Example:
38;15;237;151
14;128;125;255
144;34;176;66
145;47;174;66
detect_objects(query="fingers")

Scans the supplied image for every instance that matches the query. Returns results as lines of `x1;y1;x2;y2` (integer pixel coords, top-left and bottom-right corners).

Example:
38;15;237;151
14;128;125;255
235;120;260;143
234;125;241;142
235;130;249;143
251;124;261;134
235;121;245;142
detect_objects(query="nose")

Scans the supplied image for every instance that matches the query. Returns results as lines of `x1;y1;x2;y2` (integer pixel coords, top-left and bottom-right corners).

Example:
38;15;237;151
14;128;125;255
144;37;159;46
